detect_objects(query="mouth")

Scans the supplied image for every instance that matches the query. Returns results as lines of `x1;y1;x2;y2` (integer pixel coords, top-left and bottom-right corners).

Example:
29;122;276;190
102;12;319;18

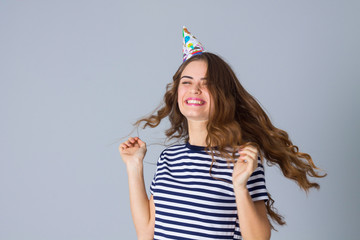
185;98;206;106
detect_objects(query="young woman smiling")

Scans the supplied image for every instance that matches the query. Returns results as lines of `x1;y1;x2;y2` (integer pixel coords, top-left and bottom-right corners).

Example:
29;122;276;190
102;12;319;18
119;28;326;240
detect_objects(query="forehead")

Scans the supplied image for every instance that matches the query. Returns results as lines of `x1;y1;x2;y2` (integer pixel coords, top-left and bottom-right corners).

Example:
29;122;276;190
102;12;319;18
181;60;208;78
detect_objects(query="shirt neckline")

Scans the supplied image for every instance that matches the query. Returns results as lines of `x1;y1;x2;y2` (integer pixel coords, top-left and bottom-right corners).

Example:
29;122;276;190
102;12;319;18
185;142;206;151
185;142;220;151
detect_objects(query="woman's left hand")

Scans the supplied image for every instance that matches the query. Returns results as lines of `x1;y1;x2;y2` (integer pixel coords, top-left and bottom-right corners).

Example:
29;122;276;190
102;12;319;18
232;144;259;190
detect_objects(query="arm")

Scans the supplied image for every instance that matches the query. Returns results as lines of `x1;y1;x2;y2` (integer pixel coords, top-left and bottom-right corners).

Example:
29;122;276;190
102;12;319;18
233;145;271;240
119;137;155;240
234;189;270;240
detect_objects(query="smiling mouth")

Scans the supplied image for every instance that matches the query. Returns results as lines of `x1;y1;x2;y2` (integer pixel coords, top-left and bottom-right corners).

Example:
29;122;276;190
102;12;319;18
185;99;205;105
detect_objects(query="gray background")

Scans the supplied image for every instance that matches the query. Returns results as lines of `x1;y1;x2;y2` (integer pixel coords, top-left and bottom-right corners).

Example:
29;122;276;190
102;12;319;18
1;0;359;239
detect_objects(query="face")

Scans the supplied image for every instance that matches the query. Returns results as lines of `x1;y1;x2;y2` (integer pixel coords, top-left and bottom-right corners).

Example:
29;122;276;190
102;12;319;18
177;60;213;123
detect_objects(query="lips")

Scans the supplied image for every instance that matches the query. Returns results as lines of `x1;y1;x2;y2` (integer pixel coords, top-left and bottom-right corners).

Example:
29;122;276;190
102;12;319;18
185;98;206;106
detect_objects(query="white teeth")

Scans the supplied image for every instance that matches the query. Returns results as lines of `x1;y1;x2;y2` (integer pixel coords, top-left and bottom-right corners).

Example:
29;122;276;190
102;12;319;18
186;100;204;104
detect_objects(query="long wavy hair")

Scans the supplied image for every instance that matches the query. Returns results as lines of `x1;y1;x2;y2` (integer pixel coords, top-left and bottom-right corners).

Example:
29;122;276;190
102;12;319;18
135;52;326;228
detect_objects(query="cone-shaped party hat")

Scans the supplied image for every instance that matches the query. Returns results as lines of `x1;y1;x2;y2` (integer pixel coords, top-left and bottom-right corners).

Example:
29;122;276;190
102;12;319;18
182;26;205;62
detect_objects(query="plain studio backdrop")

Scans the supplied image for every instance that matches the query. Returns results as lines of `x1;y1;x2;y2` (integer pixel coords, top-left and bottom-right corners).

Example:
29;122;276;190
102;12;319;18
1;0;359;239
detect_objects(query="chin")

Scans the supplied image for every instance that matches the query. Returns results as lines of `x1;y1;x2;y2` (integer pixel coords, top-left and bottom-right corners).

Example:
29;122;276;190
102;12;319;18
185;116;209;122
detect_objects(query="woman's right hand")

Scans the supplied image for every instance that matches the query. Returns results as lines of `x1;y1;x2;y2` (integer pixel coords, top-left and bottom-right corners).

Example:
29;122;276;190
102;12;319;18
119;137;147;167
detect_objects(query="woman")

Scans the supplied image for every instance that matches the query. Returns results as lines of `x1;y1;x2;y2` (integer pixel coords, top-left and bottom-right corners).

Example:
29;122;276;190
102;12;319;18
119;27;325;240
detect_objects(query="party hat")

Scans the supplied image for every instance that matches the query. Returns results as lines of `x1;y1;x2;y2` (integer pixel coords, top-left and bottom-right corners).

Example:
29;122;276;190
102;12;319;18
182;26;205;62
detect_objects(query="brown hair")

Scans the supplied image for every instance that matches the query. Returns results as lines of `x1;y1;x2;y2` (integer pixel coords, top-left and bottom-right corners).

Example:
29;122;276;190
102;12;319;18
135;52;326;228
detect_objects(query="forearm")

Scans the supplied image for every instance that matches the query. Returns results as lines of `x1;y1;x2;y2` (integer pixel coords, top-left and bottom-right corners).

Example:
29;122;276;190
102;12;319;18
127;164;152;238
234;188;271;240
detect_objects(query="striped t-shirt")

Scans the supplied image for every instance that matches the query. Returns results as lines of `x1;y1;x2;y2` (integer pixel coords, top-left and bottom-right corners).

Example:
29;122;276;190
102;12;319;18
150;142;269;240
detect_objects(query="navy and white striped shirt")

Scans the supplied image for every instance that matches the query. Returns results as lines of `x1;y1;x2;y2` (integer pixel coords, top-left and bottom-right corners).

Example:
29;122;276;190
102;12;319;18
150;142;269;240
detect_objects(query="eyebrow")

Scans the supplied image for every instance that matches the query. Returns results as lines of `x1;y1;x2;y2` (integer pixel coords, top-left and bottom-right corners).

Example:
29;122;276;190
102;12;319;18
180;75;207;80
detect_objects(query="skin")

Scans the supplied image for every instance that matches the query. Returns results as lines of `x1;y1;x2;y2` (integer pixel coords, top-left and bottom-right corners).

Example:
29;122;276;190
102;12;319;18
119;137;154;240
119;60;271;240
177;60;213;146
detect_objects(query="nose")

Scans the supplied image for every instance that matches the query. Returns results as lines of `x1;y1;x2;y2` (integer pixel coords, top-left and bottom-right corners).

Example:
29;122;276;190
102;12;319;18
190;82;202;94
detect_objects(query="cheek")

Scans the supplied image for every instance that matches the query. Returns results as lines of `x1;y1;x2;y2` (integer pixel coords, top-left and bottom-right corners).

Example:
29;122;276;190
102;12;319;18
204;90;212;104
177;87;185;102
177;91;181;105
205;91;215;112
177;88;184;109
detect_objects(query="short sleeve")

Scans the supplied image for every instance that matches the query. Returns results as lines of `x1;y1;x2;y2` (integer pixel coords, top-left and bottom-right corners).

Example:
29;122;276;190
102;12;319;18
149;152;163;196
246;157;269;202
149;171;157;196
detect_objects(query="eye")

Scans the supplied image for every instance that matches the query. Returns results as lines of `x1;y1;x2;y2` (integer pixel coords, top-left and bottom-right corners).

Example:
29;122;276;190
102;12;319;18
181;81;191;84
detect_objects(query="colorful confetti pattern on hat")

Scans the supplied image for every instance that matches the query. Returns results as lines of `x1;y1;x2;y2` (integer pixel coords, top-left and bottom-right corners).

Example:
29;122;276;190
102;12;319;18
182;26;205;62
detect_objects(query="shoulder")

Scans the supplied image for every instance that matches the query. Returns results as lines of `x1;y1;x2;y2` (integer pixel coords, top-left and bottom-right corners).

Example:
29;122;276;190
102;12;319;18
159;143;187;157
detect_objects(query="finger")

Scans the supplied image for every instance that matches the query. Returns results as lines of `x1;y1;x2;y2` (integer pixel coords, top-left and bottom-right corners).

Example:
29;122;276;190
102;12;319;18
119;143;128;151
239;155;250;163
241;155;258;167
137;138;146;147
239;145;258;155
124;140;134;148
235;157;249;164
239;149;257;160
239;145;257;154
241;158;248;163
239;152;258;164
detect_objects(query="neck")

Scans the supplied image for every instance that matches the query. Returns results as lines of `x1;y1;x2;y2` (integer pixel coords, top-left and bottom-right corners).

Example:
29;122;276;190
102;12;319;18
187;120;208;147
